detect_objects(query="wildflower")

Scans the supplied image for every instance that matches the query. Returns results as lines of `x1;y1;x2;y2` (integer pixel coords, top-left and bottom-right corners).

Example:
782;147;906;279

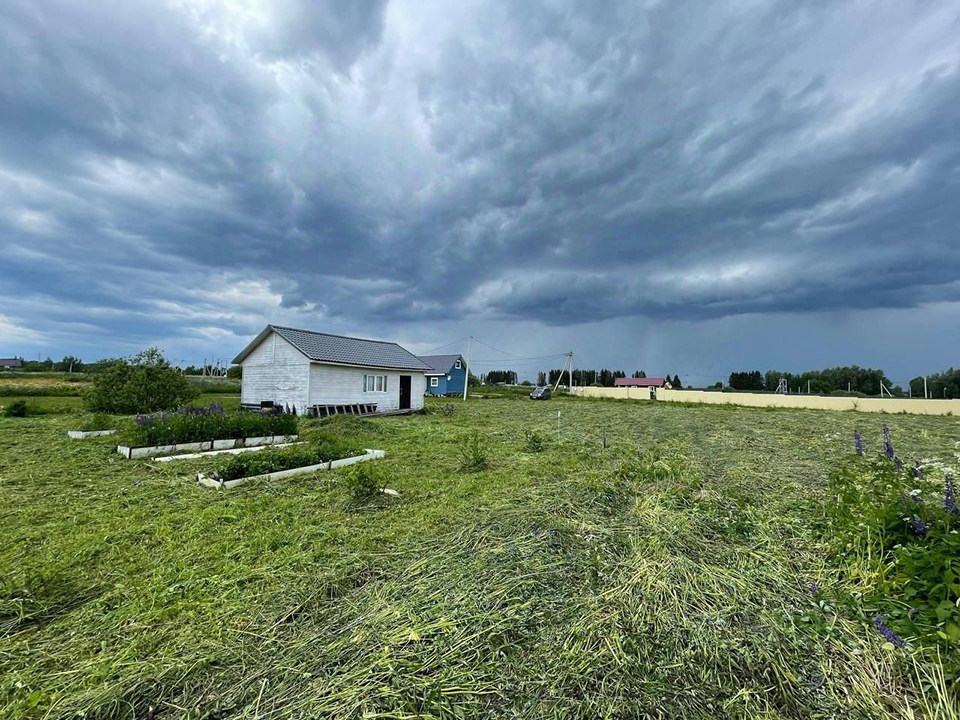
946;477;958;515
882;425;895;460
911;515;929;536
805;581;820;596
854;430;864;456
913;462;922;479
873;615;905;648
894;456;903;472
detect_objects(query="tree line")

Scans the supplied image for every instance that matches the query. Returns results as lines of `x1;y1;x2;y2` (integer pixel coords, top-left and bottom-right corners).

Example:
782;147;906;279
8;355;242;377
727;366;895;396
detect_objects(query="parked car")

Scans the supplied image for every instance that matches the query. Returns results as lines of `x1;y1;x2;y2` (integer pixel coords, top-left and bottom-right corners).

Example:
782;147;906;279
529;386;551;400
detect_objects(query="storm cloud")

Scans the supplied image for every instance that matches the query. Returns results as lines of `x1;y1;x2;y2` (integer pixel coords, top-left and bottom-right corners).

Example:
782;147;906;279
1;0;959;381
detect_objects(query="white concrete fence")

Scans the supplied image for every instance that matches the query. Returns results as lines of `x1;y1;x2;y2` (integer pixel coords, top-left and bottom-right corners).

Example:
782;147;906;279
569;386;960;416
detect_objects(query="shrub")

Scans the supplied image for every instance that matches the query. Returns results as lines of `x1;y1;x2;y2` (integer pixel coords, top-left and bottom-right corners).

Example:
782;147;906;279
84;348;199;414
344;461;381;502
78;413;114;431
215;435;364;481
122;403;298;447
458;433;490;472
3;400;28;417
825;427;960;675
523;429;545;453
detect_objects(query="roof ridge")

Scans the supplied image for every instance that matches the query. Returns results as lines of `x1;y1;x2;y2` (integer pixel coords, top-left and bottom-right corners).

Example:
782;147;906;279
269;324;404;348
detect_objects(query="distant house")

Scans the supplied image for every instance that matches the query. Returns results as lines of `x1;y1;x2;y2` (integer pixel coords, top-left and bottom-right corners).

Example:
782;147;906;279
0;358;22;370
615;377;669;388
419;354;466;396
232;325;430;416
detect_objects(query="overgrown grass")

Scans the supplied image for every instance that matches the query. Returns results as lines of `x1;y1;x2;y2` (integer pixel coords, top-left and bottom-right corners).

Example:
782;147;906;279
214;435;365;482
2;398;959;718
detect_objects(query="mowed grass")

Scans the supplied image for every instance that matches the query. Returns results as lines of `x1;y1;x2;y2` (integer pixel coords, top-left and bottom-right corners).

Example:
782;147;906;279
1;396;959;719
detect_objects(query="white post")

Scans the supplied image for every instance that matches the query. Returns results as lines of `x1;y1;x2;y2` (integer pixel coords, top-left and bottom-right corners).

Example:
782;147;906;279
462;337;472;401
924;376;928;399
567;352;574;392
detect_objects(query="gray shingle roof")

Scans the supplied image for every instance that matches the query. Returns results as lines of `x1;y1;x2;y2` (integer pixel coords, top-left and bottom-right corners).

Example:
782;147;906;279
234;325;431;371
419;354;462;374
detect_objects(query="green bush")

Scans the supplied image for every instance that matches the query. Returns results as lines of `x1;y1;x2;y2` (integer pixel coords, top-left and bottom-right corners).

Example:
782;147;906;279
122;404;297;447
523;429;545;453
216;435;364;481
344;461;381;502
84;348;199;414
458;433;490;472
3;400;28;417
826;432;959;677
78;413;114;431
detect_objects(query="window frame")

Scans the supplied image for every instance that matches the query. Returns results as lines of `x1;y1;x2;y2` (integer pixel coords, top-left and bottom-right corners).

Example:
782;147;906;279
363;373;388;392
430;376;439;388
455;359;462;369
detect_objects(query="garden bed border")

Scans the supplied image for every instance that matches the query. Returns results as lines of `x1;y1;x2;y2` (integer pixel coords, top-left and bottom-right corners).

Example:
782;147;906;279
197;449;386;490
117;434;298;459
68;429;118;439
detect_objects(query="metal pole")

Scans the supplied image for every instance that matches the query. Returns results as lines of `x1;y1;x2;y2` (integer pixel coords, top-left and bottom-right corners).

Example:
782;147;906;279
924;376;928;399
567;352;574;392
462;337;472;401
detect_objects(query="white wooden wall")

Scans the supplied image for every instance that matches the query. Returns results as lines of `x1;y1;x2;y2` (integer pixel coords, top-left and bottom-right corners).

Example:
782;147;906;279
309;364;425;411
240;332;310;412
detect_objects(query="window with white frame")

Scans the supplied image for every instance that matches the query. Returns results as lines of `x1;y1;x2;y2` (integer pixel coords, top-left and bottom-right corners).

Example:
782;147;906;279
455;359;462;369
363;374;387;392
430;377;439;387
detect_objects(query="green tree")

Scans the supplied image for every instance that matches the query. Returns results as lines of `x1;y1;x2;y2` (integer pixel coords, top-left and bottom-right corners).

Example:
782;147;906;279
84;348;200;414
672;374;683;389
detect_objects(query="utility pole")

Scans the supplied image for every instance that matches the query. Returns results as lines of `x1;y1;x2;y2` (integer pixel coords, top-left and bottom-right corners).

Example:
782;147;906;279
462;337;472;401
568;352;574;391
553;354;570;393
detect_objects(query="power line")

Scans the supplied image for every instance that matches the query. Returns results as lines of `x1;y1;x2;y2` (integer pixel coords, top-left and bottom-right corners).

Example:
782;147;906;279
419;337;470;355
470;336;568;361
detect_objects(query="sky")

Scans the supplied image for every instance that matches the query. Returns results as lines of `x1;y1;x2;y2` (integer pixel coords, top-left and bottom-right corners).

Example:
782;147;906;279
1;0;959;386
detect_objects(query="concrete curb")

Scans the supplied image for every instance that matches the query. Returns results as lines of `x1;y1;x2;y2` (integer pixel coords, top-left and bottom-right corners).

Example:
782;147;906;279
117;434;299;459
67;429;118;439
198;449;386;490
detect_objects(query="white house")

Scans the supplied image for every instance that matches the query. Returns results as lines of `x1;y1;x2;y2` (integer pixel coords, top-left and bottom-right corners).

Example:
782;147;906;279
232;325;430;416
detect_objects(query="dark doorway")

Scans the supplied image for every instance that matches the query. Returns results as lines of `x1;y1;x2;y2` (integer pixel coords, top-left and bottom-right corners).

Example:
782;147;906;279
399;375;411;410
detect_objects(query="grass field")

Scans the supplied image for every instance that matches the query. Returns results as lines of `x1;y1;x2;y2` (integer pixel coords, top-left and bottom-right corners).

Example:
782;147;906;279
2;395;958;718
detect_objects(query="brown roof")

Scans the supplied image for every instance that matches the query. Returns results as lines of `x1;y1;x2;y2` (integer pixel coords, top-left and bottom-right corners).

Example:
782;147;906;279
614;377;666;387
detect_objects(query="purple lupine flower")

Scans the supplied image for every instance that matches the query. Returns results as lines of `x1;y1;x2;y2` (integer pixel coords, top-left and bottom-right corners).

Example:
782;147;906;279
913;462;922;479
854;430;864;456
806;581;820;596
882;425;895;460
911;515;929;536
873;615;905;648
946;477;958;515
894;456;903;472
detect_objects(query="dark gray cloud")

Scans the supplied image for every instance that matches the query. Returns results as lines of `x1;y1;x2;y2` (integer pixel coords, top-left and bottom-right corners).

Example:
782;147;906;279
1;0;959;378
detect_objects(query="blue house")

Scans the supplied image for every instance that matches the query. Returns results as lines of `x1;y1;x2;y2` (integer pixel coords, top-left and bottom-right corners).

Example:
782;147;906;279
419;354;466;396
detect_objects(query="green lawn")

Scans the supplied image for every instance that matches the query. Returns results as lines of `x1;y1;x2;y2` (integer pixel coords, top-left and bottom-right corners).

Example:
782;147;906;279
1;396;958;718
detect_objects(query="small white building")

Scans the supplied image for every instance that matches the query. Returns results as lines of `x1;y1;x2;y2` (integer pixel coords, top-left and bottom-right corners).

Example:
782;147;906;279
233;325;430;416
